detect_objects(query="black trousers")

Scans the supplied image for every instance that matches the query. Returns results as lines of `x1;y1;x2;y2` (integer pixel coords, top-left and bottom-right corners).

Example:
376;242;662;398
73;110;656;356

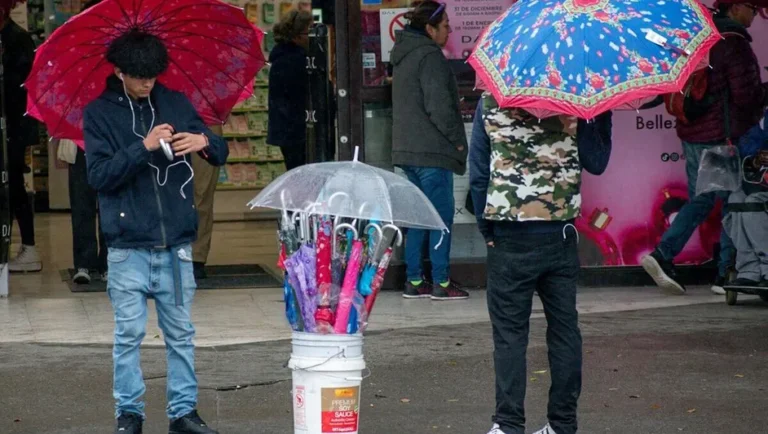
279;143;307;171
7;145;35;246
69;148;107;272
487;229;582;434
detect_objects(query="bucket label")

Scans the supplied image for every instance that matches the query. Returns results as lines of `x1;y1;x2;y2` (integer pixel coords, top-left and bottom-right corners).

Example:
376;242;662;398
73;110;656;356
321;386;360;433
294;385;307;429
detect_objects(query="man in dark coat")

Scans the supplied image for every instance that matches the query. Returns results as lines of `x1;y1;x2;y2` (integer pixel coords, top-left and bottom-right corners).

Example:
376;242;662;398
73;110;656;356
84;29;227;434
1;4;41;272
642;0;768;295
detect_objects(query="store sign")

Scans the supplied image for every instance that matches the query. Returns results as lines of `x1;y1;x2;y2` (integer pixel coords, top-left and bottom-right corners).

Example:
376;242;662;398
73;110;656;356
379;8;410;63
443;0;516;59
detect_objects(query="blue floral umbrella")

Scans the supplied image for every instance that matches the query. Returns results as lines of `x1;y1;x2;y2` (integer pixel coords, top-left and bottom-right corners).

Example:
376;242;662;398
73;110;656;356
469;0;721;119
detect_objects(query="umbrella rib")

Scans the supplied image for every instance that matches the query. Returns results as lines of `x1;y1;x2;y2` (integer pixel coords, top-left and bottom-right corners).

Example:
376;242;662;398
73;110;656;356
30;42;108;71
162;41;257;95
113;0;136;30
144;3;242;28
28;48;107;108
166;56;222;121
153;18;254;33
159;30;263;61
47;56;110;138
43;24;122;42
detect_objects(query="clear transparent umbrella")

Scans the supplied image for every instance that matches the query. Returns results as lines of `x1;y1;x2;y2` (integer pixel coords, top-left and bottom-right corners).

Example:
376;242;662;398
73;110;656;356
248;149;449;232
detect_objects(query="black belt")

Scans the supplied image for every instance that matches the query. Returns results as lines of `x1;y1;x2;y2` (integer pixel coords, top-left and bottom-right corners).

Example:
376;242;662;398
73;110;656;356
729;202;768;213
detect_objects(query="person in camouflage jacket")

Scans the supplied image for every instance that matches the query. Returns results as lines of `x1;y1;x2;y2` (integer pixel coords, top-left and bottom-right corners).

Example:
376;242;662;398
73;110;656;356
469;93;612;434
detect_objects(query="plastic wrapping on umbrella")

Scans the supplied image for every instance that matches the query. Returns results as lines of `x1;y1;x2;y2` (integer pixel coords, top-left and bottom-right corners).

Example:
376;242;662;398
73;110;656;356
363;247;393;328
347;292;365;334
314;217;334;333
284;244;318;332
283;277;301;331
358;223;382;296
334;239;363;334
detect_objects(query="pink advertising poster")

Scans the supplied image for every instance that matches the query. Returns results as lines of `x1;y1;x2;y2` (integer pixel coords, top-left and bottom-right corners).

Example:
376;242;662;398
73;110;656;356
577;3;768;267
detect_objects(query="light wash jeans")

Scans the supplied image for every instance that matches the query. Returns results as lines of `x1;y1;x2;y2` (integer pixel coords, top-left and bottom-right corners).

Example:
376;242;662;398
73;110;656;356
107;245;197;420
657;142;735;277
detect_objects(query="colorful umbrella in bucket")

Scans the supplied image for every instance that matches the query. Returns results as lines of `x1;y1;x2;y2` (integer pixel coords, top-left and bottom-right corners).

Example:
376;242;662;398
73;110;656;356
334;228;364;334
468;0;721;119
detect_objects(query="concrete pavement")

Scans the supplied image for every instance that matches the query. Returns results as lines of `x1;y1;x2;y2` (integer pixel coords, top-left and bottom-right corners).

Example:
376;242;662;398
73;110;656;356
1;297;767;434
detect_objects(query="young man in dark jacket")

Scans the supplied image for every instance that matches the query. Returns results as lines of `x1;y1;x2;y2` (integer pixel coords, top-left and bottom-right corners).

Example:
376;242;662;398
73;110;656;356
642;0;768;295
1;5;42;272
470;94;612;434
84;30;227;434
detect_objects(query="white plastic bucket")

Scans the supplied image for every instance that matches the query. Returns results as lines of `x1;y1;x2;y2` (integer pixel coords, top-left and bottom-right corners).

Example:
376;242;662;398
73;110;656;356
289;332;366;434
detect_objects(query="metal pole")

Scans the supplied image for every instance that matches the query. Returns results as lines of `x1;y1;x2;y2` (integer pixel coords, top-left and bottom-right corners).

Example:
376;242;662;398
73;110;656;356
0;33;11;297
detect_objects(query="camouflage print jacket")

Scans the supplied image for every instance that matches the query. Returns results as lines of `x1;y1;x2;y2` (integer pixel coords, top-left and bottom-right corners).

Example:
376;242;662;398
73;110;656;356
469;94;613;240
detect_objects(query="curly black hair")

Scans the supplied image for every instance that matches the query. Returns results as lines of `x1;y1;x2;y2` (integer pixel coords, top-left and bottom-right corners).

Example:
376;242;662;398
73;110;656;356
106;30;169;79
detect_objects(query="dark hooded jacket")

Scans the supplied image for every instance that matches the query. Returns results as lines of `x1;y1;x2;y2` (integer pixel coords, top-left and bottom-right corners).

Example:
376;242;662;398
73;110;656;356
676;16;768;144
267;42;308;148
391;27;468;175
2;19;39;148
84;77;228;249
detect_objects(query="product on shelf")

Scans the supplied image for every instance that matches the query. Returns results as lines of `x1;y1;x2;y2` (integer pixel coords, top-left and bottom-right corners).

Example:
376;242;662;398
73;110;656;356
245;3;258;24
264;32;276;52
267;144;283;161
254;87;269;109
234;115;250;135
243;163;259;185
279;2;294;19
262;2;276;24
249;138;269;160
218;168;229;184
223;117;237;136
226;164;245;185
235;140;251;158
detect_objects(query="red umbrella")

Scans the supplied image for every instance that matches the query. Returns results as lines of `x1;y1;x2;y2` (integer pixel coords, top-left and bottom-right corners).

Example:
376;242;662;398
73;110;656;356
24;0;266;143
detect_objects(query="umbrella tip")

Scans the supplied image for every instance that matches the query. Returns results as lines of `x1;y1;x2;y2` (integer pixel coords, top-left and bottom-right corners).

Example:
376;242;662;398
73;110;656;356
353;146;360;162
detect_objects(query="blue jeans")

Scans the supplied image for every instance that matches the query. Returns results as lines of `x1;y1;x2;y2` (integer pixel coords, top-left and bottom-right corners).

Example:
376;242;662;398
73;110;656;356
107;245;198;420
487;230;582;434
400;166;454;283
657;142;735;277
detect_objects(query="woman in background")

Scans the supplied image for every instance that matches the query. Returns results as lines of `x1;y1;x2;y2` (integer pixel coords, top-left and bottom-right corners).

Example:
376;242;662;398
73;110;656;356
267;9;312;170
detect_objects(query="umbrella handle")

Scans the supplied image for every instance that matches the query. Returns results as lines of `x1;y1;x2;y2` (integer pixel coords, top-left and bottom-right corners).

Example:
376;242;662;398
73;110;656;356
363;223;383;248
381;224;403;247
280;189;292;221
327;191;350;209
332;223;358;258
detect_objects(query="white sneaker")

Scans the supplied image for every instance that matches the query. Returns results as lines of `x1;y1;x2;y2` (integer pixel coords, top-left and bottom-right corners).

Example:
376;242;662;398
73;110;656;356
100;271;109;282
73;268;91;284
9;245;42;273
487;423;506;434
533;423;559;434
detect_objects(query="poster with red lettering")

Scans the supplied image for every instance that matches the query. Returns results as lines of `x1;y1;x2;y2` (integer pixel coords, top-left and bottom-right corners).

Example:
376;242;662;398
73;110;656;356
577;1;768;267
321;387;360;433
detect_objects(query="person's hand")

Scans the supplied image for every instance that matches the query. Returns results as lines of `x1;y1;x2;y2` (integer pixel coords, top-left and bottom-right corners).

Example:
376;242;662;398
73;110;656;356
487;241;494;248
171;132;208;156
143;124;173;151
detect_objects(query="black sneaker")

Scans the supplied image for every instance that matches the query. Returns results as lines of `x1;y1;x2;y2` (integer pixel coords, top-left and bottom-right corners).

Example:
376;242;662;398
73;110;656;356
403;280;432;299
728;278;761;289
641;250;686;295
169;410;218;434
711;275;726;295
431;281;469;301
193;262;207;280
114;413;143;434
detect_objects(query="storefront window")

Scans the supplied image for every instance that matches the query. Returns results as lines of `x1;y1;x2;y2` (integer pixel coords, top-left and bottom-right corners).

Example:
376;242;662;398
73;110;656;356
359;0;516;87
